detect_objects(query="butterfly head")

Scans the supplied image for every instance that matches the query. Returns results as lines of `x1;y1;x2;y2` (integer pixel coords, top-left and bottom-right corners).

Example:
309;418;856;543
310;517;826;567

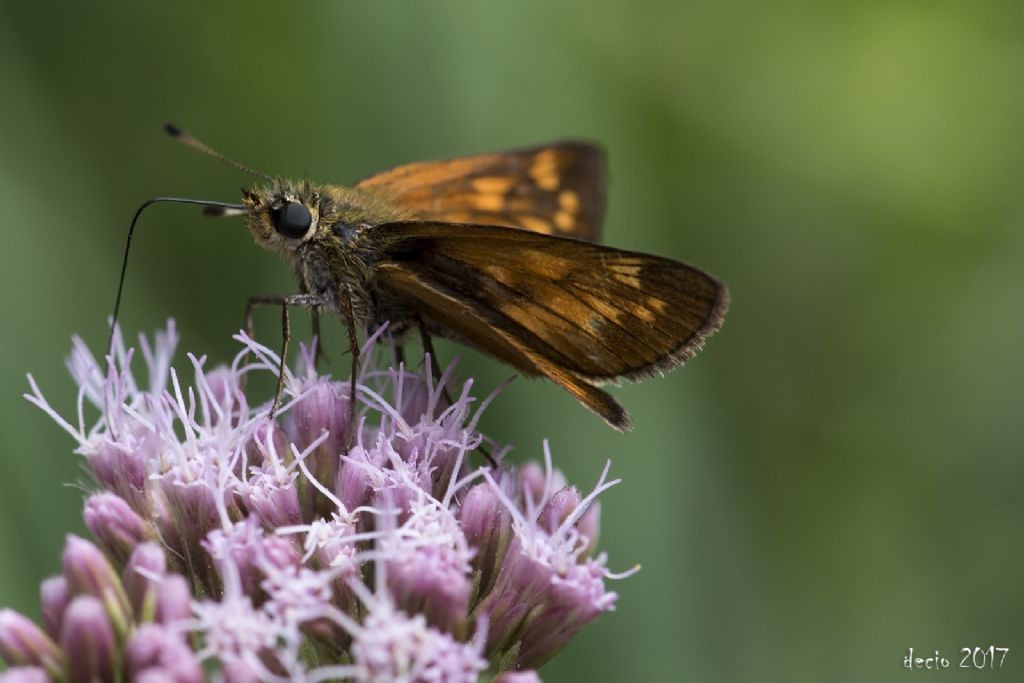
241;180;324;253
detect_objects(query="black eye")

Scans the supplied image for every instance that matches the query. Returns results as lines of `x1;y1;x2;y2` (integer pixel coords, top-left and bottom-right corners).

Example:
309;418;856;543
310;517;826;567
273;202;312;239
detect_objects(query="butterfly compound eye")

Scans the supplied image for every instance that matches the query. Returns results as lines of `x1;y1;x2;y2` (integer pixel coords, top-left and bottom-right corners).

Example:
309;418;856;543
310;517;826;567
273;202;312;239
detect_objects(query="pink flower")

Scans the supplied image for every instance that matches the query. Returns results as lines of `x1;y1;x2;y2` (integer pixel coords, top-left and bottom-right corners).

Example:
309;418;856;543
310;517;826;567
8;321;640;681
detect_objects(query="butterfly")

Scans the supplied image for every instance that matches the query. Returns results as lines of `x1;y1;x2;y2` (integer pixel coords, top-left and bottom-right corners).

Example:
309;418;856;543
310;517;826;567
112;125;729;432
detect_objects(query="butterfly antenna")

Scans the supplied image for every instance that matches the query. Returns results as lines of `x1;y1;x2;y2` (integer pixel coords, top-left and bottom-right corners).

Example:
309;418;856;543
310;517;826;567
108;196;247;357
164;122;274;181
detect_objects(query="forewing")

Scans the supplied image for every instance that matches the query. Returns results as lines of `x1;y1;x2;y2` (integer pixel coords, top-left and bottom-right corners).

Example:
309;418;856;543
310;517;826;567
356;142;606;241
373;222;729;426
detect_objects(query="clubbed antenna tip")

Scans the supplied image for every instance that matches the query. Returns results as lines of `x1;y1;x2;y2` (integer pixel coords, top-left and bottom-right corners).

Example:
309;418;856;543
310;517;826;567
161;122;272;181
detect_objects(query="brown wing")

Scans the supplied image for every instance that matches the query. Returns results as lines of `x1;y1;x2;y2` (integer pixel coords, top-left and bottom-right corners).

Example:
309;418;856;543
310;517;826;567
372;222;730;430
355;142;606;241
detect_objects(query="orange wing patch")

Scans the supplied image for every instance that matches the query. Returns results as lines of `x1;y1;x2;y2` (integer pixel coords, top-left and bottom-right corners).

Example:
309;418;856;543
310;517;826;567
528;148;561;191
355;142;607;242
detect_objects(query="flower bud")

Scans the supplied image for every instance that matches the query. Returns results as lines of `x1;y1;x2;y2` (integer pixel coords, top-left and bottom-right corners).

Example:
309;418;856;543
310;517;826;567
59;596;115;683
123;542;167;622
0;610;62;672
60;535;131;636
336;446;379;514
459;482;512;596
537;487;581;535
155;575;193;625
518;461;546;505
38;577;69;639
125;623;203;683
83;491;151;565
84;440;148;513
157;477;222;577
284;378;352;518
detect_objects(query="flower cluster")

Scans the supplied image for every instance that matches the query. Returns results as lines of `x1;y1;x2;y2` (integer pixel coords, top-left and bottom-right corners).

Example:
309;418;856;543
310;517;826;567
2;321;634;682
0;536;201;683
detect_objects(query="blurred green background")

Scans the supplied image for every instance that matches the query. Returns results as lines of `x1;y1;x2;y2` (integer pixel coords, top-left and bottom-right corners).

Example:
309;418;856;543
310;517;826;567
2;1;1022;680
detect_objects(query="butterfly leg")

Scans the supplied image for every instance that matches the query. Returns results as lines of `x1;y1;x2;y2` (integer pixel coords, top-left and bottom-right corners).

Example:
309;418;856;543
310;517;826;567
392;338;406;370
242;294;326;417
415;317;497;468
339;287;361;448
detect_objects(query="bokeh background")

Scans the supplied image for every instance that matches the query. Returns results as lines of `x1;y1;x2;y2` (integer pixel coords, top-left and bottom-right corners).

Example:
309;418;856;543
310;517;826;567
1;1;1022;680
